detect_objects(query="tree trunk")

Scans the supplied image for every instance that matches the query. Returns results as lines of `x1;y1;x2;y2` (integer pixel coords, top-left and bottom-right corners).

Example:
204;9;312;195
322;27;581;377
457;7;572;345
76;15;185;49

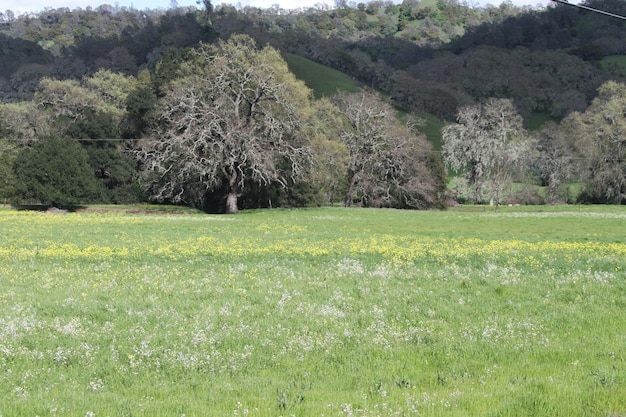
345;180;355;207
225;172;239;214
226;191;238;214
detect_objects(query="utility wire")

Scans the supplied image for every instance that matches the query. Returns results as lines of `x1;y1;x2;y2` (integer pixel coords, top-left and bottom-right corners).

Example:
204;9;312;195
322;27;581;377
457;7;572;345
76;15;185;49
550;0;626;21
0;137;615;161
0;137;142;142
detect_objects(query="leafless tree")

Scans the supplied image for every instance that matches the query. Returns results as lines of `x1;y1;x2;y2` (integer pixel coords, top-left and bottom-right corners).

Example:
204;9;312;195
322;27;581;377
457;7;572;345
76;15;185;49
533;122;576;204
333;91;438;209
134;35;314;213
563;81;626;204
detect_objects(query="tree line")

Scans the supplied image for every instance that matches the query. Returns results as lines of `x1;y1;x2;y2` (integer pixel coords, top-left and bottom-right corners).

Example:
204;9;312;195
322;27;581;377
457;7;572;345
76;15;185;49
0;35;446;212
442;84;626;206
1;0;625;210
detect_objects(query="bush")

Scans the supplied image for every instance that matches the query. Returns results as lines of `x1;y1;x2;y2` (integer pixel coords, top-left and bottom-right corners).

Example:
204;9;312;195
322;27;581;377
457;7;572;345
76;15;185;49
0;144;18;204
13;136;98;208
83;144;145;204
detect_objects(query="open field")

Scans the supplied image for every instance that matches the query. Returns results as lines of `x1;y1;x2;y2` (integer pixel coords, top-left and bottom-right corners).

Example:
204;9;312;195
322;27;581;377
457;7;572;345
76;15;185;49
0;205;624;416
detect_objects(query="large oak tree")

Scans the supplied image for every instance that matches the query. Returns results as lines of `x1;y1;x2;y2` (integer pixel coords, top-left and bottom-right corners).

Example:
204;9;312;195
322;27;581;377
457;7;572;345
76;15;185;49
135;35;314;213
563;81;626;204
442;98;531;207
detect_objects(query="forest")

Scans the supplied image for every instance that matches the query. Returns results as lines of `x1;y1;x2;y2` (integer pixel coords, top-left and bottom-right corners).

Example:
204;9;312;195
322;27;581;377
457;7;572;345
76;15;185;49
1;0;625;212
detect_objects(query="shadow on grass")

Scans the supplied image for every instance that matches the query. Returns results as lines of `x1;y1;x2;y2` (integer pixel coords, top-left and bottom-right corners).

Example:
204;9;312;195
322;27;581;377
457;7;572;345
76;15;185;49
12;204;86;213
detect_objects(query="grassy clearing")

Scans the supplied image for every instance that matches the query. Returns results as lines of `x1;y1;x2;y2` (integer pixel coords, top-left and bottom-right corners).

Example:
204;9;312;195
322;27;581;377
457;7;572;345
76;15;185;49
418;113;446;151
284;53;361;98
0;206;625;416
525;111;561;131
599;55;626;78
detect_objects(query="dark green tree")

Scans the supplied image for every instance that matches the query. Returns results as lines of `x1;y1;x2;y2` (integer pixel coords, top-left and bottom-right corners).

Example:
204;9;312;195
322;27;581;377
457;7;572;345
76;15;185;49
13;136;98;208
124;85;158;138
0;143;18;204
63;111;144;204
35;72;144;205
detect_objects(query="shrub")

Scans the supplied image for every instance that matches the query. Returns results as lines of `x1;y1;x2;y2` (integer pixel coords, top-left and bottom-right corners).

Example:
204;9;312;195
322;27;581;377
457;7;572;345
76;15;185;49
13;136;98;208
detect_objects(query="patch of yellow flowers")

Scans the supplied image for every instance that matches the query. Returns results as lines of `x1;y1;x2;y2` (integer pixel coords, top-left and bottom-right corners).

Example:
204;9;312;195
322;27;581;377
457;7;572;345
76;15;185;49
1;210;624;264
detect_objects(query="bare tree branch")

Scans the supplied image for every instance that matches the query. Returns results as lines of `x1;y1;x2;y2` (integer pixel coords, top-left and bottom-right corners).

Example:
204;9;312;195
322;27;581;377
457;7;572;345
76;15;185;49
134;35;313;213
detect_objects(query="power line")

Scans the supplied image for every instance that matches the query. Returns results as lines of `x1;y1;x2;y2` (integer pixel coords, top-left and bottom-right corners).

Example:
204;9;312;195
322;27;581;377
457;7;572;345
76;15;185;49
0;137;142;142
550;0;626;21
0;137;616;162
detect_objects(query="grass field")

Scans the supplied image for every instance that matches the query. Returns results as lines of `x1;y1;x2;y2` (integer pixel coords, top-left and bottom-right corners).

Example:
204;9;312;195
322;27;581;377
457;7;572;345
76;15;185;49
0;205;624;416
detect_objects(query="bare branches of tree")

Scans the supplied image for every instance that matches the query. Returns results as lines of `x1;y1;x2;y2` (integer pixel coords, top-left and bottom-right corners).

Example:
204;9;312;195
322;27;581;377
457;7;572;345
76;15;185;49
562;81;626;204
333;91;439;209
134;35;314;213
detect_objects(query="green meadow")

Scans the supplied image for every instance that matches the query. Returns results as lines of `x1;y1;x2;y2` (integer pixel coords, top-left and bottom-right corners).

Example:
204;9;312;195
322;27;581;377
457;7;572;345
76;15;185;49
0;205;624;416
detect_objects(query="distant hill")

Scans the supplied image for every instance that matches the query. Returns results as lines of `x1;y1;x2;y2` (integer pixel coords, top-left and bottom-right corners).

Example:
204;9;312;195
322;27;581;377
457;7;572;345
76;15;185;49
1;0;625;124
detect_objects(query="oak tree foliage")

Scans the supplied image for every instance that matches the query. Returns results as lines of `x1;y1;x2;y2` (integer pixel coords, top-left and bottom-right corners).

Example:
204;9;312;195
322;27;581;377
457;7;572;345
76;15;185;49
563;81;626;204
442;98;531;206
135;35;314;213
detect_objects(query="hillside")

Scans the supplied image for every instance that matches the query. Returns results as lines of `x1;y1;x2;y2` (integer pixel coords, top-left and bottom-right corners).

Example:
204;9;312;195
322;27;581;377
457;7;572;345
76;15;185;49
284;53;361;98
1;0;625;120
284;53;447;150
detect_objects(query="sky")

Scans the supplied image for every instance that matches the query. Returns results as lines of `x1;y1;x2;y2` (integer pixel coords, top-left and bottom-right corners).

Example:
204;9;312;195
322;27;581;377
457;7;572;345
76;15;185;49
4;0;556;15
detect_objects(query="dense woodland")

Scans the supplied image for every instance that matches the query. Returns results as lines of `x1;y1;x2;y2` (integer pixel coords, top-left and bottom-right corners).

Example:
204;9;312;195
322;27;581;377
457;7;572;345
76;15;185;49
1;0;625;211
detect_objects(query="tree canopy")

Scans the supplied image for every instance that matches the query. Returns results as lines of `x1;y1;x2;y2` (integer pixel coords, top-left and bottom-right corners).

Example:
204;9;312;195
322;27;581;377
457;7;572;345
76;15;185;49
13;136;98;208
442;98;531;206
135;35;315;213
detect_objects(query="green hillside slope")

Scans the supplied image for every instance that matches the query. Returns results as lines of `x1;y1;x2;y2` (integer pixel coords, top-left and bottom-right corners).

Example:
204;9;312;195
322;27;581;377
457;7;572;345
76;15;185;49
284;53;361;98
285;52;445;149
